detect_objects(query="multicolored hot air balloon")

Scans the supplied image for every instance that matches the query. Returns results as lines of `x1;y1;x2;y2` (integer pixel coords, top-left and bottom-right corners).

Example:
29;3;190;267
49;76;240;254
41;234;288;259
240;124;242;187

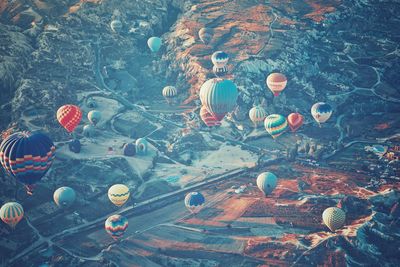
212;65;228;78
249;105;267;127
105;214;128;240
211;51;229;68
54;187;76;208
184;192;205;213
147;37;162;53
0;132;56;194
0;202;24;229
264;114;288;139
162;86;178;102
266;73;287;97
198;27;213;44
311;102;332;125
135;138;149;156
88;110;102;126
57;105;82;133
108;184;130;207
287;112;304;132
322;207;346;232
199;78;238;121
256;172;277;197
200;106;221;127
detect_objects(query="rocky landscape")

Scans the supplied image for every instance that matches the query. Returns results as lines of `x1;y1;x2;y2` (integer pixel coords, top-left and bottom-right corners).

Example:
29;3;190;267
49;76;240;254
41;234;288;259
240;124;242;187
0;0;399;266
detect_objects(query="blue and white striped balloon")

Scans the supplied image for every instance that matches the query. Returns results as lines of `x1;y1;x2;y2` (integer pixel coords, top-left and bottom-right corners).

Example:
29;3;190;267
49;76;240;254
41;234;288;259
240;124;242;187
211;51;229;68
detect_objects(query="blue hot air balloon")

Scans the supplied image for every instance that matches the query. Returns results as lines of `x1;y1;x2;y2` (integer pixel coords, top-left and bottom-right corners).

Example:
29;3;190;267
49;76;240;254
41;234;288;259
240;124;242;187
54;187;76;208
135;138;149;156
68;139;81;153
199;78;238;121
184;192;205;213
147;37;162;53
311;102;333;125
211;51;229;68
0;132;56;194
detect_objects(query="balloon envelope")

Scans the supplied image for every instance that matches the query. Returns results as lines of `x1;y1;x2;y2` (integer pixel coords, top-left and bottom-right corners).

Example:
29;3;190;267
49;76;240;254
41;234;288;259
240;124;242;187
184;192;205;213
135;138;149;155
57;105;82;133
82;124;96;138
266;73;287;96
256;172;277;196
147;37;162;53
0;202;24;228
198;27;213;44
322;207;346;232
211;51;229;68
123;143;136;157
249;105;267;126
68;139;81;153
88;110;102;126
200;106;221;127
105;214;128;239
264;114;288;139
162;86;177;98
212;65;228;78
110;20;122;33
54;187;76;208
108;184;130;207
311;102;332;124
287;112;304;132
199;78;238;121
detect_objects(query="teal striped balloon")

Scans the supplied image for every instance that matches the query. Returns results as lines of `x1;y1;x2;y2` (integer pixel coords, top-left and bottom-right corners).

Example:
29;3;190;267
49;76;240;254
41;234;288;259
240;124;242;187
264;114;288;139
249;105;267;126
0;202;24;228
147;37;162;53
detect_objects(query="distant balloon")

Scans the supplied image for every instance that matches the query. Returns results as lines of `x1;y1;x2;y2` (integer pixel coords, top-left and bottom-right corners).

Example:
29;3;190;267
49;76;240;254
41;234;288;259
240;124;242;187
57;105;82;133
185;192;205;213
147;37;162;53
198;27;213;44
110;20;123;33
0;202;24;229
249;105;267;127
199;78;238;121
200;106;221;127
68;139;81;153
211;51;229;68
266;73;287;97
212;65;228;78
264;114;288;139
54;187;76;208
108;184;130;207
311;102;332;125
123;143;136;157
322;207;346;232
0;132;56;195
105;214;128;239
88;110;102;126
135;138;149;155
86;98;97;109
162;86;178;99
287;112;304;132
256;172;277;197
82;124;96;138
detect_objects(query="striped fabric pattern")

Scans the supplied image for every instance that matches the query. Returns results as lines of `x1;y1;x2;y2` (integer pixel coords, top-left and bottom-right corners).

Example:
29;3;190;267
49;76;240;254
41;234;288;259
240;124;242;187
212;65;228;78
264;114;288;139
266;73;287;96
57;105;82;133
105;214;128;239
200;106;221;127
211;51;229;68
0;202;24;228
0;132;56;187
108;184;130;207
162;86;178;98
322;207;346;232
249;105;267;126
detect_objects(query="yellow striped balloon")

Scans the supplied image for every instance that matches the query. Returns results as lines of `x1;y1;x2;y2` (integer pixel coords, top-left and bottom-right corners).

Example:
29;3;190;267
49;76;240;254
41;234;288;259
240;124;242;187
0;202;24;229
322;207;346;232
249;105;267;127
264;114;288;139
108;184;130;207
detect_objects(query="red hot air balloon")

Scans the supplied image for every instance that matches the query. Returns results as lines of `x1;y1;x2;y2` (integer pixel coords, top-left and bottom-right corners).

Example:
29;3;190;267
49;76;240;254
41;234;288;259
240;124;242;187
200;106;221;127
57;105;82;133
287;113;304;132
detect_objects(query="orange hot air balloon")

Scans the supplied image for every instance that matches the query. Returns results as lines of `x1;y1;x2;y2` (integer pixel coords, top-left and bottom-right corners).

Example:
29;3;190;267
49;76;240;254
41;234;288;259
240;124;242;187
57;105;82;133
266;73;287;96
287;113;304;132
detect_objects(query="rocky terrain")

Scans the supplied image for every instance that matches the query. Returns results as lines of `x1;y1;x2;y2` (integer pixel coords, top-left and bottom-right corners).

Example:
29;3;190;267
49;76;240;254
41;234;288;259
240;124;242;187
0;0;399;266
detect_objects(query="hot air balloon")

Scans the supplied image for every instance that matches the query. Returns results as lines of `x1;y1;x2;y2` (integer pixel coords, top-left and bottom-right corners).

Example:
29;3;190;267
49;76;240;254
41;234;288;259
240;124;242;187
57;105;82;133
212;65;228;78
249;105;267;127
287;112;304;132
184;192;205;213
162;86;178;103
198;27;213;44
256;172;277;197
0;202;24;229
108;184;130;207
86;98;97;108
82;124;96;138
200;106;221;127
123;143;136;156
311;102;332;125
110;20;123;33
199;78;238;121
264;114;288;139
88;110;102;126
211;51;229;68
147;37;162;53
68;139;81;153
322;207;346;232
105;214;128;239
135;138;148;156
54;187;76;208
266;73;287;97
0;132;56;194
